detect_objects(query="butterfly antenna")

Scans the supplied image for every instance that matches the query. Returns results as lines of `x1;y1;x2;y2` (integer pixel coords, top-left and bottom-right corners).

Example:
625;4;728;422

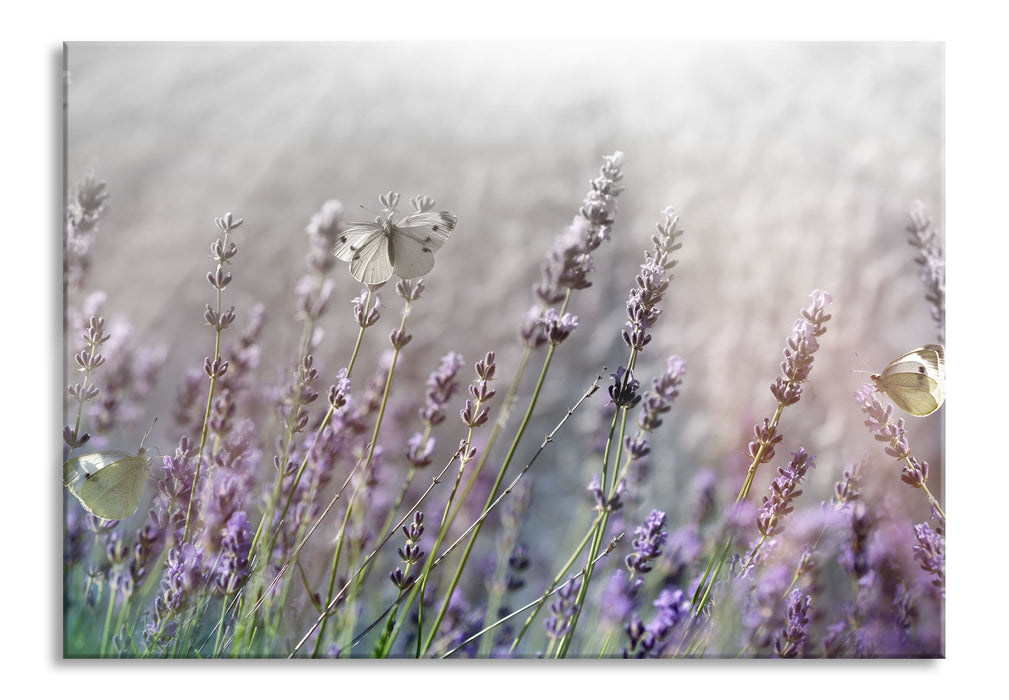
139;417;159;449
852;350;874;374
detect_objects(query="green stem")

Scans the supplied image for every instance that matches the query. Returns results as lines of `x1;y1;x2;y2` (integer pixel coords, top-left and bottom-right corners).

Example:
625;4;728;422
420;342;558;656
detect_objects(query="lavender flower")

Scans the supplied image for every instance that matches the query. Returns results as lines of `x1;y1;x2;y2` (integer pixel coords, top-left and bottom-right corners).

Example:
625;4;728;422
65;174;109;296
406;432;436;469
600;569;637;624
773;589;812;658
906;201;945;341
214;511;252;595
544;578;581;640
534;155;622;300
636;356;687;432
542;308;579;346
622;207;684;351
588;474;626;513
149;436;198;539
769;290;832;407
419;351;465;427
145;542;204;650
754;448;815;538
838;501;873;583
396;277;425;302
65;315;110;450
625;509;668;578
855;383;930;487
623;587;688;658
351;289;382;328
305;199;343;276
608;366;641;409
913;516;945;596
391;512;426;591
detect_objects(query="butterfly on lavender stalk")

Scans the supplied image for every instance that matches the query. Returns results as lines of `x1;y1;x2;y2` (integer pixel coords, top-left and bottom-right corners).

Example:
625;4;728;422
334;192;456;288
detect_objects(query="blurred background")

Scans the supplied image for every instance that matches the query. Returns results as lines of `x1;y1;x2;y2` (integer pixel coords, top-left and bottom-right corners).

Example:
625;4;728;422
64;41;943;556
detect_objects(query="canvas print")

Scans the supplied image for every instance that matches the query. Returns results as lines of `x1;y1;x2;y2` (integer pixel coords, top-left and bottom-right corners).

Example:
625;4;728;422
62;42;944;658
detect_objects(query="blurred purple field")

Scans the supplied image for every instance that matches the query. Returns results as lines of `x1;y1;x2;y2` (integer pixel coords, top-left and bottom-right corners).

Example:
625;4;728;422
63;41;943;658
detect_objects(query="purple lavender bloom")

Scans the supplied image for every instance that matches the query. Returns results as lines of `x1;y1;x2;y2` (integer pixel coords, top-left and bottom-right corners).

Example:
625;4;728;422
65;174;109;295
625;509;668;577
532;152;624;305
838;501;873;582
199;419;258;555
608;367;641;409
622;208;684;351
419;351;465;427
636;356;686;432
855;383;934;491
145;542;205;650
623;587;688;658
544;578;581;640
747;418;784;467
773;589;812;658
906;201;945;341
328;367;352;411
305;199;343;275
769;290;832;406
600;569;638;625
755;448;815;538
542;308;579;346
351;289;382;328
149;436;198;540
406;432;435;469
913;520;945;596
587;474;626;513
214;511;252;595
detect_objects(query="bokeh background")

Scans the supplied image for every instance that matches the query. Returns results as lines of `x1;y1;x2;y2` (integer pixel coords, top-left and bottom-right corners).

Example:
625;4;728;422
64;41;943;568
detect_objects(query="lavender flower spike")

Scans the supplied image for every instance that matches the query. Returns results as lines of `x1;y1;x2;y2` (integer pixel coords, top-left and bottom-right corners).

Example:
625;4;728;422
770;290;832;406
533;152;624;305
625;510;668;577
773;589;812;658
755;448;816;538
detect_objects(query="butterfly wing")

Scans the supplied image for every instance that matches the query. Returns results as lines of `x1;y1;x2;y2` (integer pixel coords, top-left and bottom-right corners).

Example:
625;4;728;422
65;450;148;519
873;345;946;416
389;211;457;279
334;222;394;286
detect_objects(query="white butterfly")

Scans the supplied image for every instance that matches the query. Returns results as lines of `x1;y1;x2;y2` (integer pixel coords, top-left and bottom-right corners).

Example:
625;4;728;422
871;344;946;417
64;447;152;520
334;193;456;288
